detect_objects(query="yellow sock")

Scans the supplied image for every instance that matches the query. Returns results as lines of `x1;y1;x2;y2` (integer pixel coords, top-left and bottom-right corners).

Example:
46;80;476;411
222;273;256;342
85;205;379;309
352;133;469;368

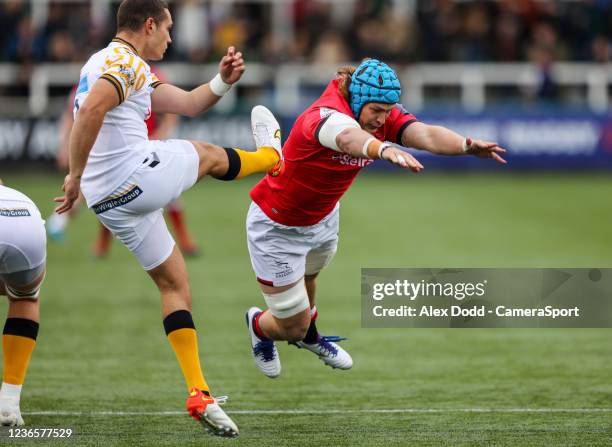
166;326;209;392
232;147;280;179
3;334;37;385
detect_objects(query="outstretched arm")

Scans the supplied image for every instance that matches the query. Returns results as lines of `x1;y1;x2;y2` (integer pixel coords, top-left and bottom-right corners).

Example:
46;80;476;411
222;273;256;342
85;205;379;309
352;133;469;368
317;112;424;172
336;127;424;172
54;79;118;213
402;121;507;164
151;46;245;117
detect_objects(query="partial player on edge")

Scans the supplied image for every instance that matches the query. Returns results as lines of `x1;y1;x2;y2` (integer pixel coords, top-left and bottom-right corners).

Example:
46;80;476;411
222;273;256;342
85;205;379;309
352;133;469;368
0;180;46;427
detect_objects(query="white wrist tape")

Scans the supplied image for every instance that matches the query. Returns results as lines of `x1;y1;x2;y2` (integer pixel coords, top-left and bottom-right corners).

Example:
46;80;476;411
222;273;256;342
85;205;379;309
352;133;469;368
462;138;473;153
209;73;232;96
262;278;310;319
378;143;392;159
362;137;376;158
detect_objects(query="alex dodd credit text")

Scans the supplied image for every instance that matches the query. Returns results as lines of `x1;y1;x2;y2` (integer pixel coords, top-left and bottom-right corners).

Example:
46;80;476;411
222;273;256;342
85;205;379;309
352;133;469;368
370;279;580;320
362;269;612;328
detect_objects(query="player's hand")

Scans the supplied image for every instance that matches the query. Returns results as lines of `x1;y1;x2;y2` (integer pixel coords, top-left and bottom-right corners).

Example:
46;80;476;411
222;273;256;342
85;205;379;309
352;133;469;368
54;174;80;214
219;46;245;85
466;139;507;164
381;147;424;172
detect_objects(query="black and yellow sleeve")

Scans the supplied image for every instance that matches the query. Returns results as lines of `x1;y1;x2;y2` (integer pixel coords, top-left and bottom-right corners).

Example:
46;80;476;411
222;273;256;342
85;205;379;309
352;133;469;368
100;73;125;104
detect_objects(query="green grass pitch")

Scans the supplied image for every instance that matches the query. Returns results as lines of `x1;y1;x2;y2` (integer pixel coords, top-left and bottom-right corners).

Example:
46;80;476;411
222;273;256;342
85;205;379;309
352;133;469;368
0;171;611;446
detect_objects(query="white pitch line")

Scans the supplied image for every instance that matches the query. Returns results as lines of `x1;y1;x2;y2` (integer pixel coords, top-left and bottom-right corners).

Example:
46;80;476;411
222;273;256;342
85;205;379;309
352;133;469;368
22;408;612;416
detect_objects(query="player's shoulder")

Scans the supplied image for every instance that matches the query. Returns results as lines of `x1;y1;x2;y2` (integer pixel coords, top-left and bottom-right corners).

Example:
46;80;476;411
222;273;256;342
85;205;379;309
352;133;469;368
305;106;338;121
0;185;34;204
80;47;106;72
391;103;416;119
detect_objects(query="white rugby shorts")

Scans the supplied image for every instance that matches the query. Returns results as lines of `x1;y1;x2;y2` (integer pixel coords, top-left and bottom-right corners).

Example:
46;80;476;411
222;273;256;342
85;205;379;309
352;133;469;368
246;201;339;287
0;195;46;288
93;139;199;270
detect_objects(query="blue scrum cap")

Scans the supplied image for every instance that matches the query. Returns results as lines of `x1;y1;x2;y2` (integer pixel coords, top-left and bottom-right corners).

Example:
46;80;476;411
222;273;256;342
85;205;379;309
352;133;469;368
348;59;401;119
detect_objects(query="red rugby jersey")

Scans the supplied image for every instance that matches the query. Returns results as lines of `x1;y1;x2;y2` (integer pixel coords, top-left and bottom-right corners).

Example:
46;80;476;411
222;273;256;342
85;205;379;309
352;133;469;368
250;79;417;226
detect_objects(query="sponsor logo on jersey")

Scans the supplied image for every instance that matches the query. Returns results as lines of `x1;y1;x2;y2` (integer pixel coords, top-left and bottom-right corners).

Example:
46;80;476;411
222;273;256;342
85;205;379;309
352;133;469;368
320;107;335;119
93;185;143;214
117;64;136;87
76;75;89;95
331;153;374;167
0;208;31;217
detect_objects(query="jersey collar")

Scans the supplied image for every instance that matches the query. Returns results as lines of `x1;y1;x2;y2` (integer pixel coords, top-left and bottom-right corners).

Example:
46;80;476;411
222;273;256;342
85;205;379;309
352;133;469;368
111;37;139;56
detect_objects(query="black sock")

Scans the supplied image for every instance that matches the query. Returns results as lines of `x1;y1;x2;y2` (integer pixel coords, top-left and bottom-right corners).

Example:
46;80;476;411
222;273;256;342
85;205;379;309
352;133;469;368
3;318;39;340
216;147;241;181
162;309;195;335
303;319;319;344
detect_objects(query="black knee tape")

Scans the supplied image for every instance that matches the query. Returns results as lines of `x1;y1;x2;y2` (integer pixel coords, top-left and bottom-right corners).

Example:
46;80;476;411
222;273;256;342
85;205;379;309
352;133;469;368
3;318;39;341
218;147;241;181
163;310;195;335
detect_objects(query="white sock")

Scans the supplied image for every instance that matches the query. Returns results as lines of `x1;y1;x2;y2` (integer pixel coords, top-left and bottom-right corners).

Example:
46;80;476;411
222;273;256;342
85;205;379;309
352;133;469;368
310;306;317;318
0;383;22;400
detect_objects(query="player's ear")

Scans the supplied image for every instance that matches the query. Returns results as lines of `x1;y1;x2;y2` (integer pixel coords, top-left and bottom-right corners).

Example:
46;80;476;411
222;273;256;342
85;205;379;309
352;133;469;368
144;17;155;34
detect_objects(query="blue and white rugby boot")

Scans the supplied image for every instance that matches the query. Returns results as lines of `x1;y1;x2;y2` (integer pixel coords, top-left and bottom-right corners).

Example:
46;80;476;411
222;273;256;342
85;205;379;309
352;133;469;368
245;307;281;378
291;336;353;370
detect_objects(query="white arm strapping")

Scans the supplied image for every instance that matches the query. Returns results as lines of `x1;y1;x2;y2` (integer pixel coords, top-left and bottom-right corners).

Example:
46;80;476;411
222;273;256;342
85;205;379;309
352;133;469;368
318;112;361;152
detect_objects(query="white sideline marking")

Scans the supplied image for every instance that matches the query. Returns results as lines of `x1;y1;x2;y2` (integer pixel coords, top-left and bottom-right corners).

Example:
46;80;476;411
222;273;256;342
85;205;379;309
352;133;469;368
22;408;612;416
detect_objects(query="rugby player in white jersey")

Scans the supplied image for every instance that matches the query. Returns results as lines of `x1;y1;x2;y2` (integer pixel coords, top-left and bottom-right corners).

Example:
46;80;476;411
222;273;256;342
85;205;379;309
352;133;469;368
54;0;282;438
0;181;46;426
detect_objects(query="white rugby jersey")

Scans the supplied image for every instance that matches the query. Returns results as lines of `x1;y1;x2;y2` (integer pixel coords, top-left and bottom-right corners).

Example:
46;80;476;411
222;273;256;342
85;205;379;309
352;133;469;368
75;38;163;206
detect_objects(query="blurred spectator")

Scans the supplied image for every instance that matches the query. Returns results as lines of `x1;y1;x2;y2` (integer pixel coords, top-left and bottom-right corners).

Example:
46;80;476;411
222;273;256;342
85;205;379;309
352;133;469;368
524;22;561;101
591;35;611;64
0;1;26;60
5;16;42;63
494;12;523;61
352;18;393;61
212;15;248;59
173;0;210;62
455;2;494;62
311;32;348;64
417;0;462;61
47;31;75;62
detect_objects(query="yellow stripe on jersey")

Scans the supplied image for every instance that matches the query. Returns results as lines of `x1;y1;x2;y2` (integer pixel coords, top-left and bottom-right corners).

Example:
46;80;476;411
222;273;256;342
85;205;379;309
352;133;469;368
105;70;132;85
111;37;139;55
100;74;125;104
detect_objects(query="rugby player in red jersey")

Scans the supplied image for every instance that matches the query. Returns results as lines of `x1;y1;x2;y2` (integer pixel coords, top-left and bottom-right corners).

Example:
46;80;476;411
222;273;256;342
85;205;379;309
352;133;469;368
245;59;506;377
